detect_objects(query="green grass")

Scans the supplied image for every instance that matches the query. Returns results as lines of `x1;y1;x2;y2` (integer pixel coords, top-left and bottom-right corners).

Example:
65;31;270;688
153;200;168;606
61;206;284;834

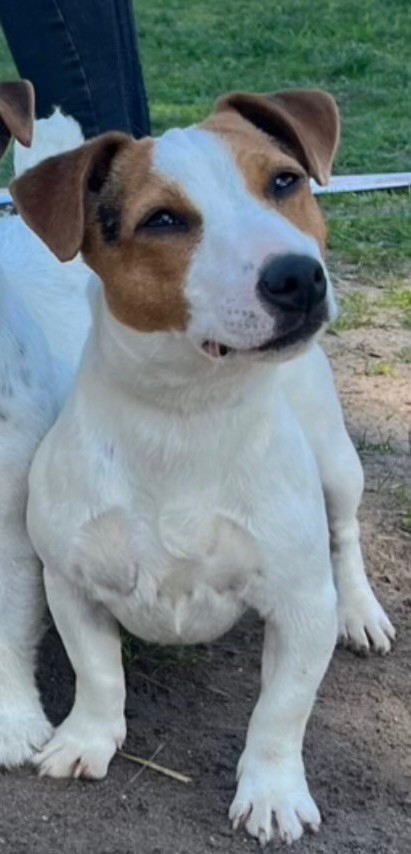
379;286;411;310
122;630;204;670
0;26;15;81
332;291;376;331
365;361;395;378
393;484;411;535
356;432;395;456
330;282;411;331
136;0;411;284
324;191;411;281
1;0;410;289
398;347;411;363
378;284;411;328
137;0;411;174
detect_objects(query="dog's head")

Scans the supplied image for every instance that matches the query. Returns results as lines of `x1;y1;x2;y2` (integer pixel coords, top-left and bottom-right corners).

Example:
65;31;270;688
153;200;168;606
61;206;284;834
11;89;339;363
0;80;34;158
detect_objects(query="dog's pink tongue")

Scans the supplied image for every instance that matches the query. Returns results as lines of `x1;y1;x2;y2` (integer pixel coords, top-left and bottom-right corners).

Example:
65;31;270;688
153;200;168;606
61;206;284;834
203;340;222;358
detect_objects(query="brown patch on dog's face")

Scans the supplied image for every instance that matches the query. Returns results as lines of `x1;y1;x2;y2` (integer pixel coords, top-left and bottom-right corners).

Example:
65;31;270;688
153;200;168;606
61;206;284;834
202;110;327;253
82;139;202;332
12;134;203;333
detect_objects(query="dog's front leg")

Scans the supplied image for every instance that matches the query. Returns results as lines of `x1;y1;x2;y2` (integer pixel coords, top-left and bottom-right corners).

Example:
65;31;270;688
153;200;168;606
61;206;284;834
283;346;395;653
230;579;337;846
33;566;126;779
0;546;52;768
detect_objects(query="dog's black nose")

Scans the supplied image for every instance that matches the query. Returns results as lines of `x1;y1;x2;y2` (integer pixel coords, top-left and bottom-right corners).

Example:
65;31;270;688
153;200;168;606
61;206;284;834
257;254;327;313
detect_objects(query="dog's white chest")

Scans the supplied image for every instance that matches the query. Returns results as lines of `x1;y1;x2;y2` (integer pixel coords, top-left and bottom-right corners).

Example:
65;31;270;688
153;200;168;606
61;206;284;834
32;349;318;648
84;497;259;645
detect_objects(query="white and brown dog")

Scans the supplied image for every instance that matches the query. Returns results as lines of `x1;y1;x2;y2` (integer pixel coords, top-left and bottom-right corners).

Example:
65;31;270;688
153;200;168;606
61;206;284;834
8;88;394;845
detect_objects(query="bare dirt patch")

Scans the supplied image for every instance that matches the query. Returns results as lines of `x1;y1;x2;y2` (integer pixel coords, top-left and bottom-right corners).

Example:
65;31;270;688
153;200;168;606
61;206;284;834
0;284;410;854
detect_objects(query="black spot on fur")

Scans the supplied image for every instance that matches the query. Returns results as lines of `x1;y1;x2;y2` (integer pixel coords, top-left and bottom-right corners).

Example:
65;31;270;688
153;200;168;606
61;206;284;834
97;203;120;244
88;142;122;193
0;411;8;421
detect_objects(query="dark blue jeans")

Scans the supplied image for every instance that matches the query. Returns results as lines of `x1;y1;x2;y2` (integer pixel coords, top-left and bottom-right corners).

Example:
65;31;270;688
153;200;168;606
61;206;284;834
0;0;150;139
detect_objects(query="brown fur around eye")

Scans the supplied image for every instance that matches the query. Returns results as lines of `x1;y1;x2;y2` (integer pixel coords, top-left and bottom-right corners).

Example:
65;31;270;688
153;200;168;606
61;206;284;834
83;141;202;333
202;111;327;254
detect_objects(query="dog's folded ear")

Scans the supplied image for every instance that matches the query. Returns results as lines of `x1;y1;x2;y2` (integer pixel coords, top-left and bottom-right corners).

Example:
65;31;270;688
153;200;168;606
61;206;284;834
0;80;35;156
10;131;130;261
215;89;340;186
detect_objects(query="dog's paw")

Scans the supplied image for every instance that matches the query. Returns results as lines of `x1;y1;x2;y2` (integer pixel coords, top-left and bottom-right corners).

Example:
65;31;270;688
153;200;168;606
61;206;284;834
33;714;125;779
229;755;320;846
338;587;395;655
0;702;52;768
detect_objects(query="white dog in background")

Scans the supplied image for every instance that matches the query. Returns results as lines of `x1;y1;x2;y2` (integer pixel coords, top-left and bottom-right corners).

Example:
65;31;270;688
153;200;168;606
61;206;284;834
0;82;90;765
6;85;395;845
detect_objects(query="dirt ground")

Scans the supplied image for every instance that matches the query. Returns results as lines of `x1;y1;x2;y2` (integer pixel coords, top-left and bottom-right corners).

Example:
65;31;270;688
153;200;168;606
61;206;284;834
0;287;410;854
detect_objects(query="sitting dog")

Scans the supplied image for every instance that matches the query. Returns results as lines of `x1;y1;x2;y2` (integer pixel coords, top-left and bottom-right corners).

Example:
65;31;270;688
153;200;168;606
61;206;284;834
0;84;90;767
11;88;394;844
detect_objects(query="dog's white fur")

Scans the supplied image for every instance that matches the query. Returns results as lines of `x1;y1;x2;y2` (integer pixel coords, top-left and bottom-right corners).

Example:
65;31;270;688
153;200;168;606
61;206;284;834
0;111;90;765
1;108;394;844
6;114;393;847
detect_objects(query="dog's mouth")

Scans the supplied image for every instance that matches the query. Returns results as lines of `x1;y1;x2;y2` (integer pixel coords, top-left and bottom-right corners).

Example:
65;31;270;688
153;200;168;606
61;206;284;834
202;341;233;358
201;308;327;360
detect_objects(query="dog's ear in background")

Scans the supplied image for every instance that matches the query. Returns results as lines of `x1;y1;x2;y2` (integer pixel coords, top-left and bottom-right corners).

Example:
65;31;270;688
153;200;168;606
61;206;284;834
0;80;35;156
10;132;130;262
214;89;340;186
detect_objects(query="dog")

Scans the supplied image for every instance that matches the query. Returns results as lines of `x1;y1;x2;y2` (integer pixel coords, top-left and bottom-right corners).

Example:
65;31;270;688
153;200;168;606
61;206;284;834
0;83;90;766
10;88;395;844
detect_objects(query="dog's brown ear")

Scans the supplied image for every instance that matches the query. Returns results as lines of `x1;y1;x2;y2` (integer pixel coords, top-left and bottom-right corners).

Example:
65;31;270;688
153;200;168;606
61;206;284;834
0;80;35;156
10;131;130;261
215;89;340;186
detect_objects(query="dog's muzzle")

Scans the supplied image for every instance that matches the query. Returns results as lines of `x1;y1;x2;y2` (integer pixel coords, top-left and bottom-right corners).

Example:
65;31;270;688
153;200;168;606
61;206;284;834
201;254;329;359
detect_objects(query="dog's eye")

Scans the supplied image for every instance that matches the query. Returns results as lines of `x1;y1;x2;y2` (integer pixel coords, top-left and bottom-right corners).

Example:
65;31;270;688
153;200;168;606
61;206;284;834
139;209;188;233
268;172;302;200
